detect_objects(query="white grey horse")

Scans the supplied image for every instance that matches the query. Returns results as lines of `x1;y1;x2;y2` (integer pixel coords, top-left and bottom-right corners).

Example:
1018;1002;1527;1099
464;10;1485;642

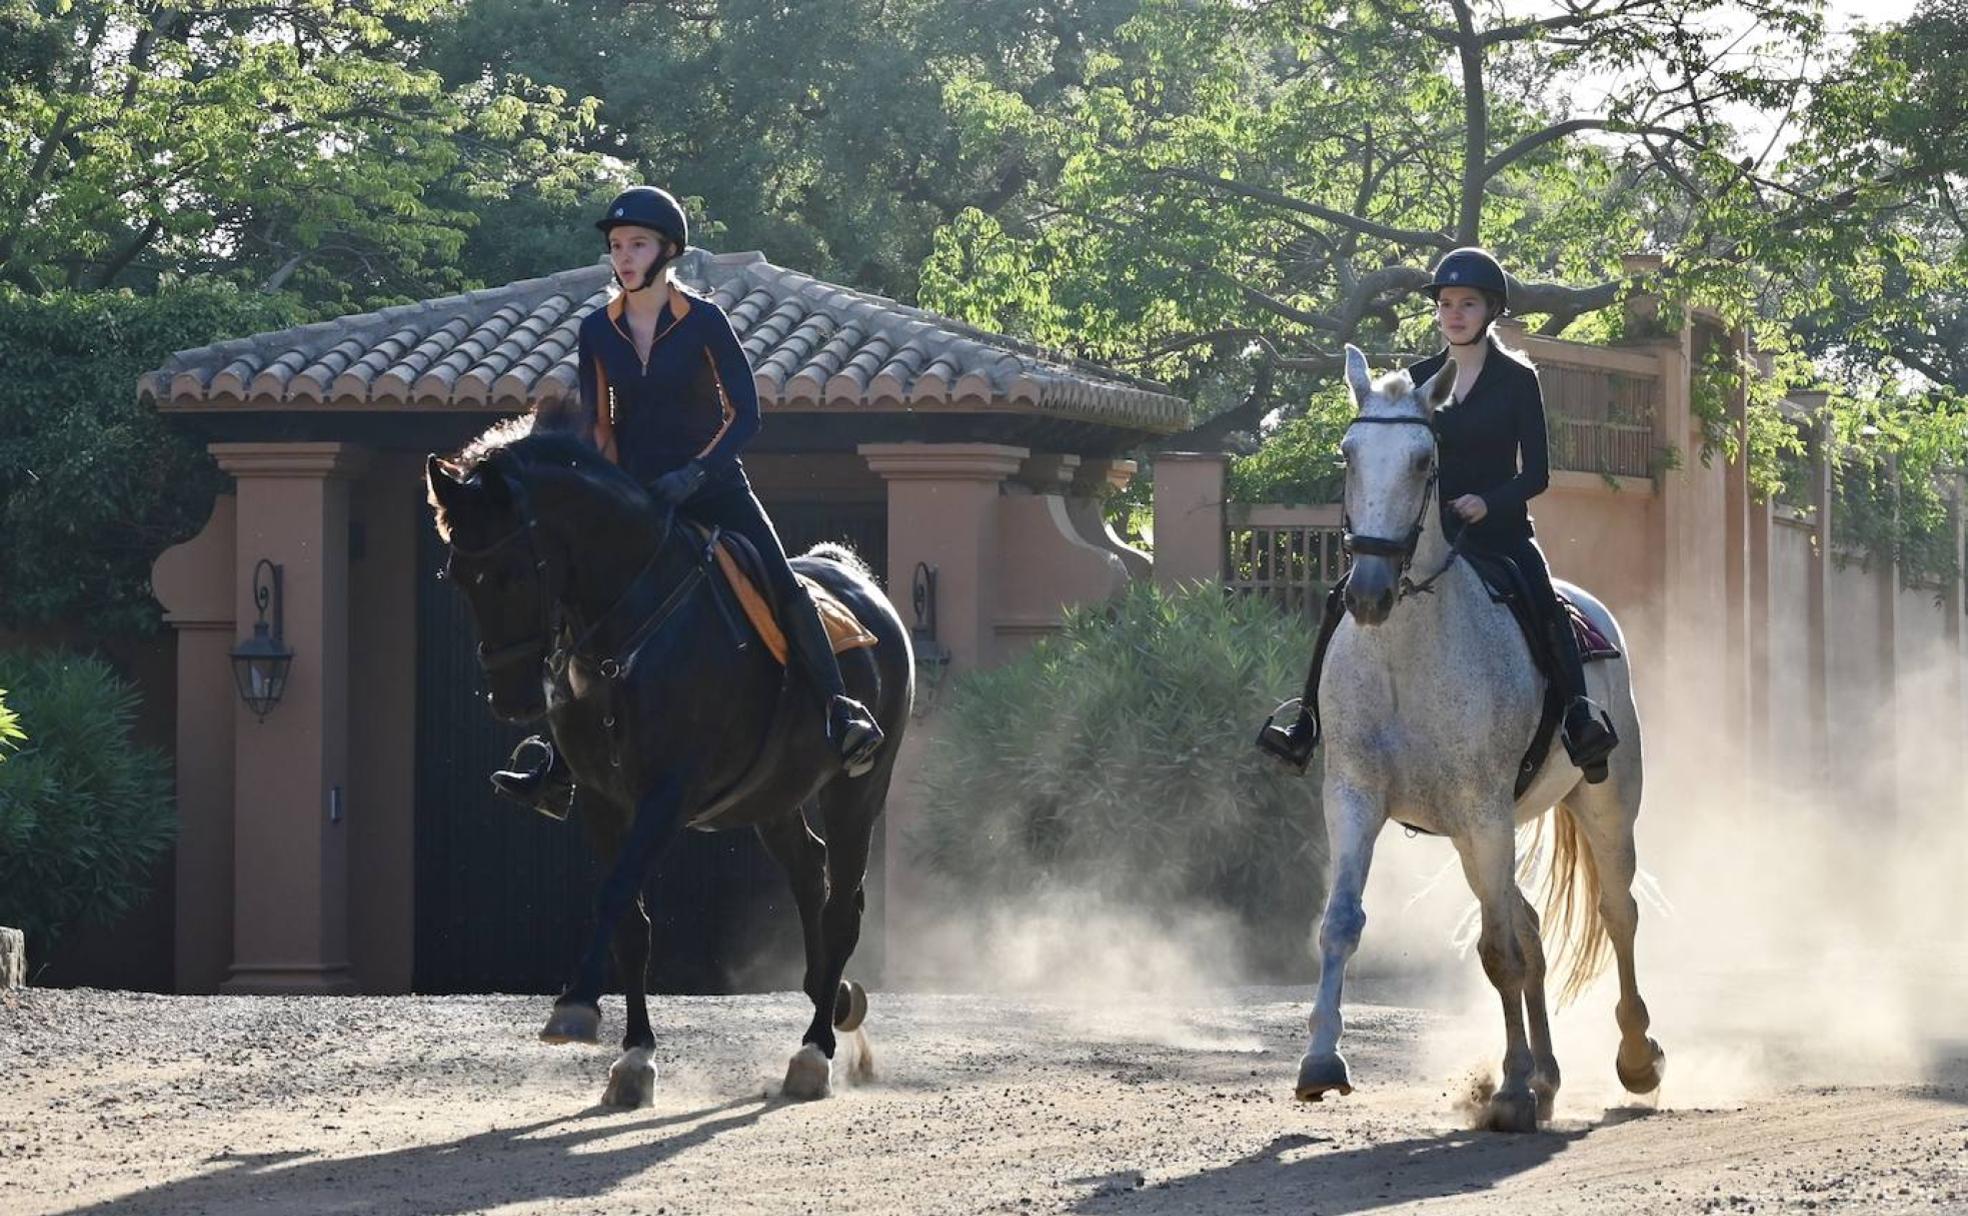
1294;345;1665;1132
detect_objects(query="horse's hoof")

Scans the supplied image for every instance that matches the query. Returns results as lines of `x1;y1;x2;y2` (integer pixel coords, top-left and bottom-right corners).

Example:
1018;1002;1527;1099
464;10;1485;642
841;1027;876;1085
539;1002;602;1046
833;979;869;1032
1533;1080;1558;1124
1485;1088;1540;1134
602;1047;657;1108
783;1043;833;1100
1294;1051;1353;1102
1617;1036;1665;1094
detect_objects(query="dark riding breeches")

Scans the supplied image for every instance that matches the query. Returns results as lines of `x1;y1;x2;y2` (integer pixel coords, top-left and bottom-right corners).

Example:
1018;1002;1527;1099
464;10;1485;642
667;465;849;706
674;466;802;608
1470;533;1587;702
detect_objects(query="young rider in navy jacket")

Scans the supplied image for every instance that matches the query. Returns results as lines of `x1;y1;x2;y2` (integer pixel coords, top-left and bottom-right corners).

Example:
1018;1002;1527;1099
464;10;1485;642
493;187;884;812
1257;248;1618;780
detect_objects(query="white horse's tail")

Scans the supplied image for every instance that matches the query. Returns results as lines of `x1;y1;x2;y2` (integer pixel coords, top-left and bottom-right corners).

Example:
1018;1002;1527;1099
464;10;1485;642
1523;805;1611;1007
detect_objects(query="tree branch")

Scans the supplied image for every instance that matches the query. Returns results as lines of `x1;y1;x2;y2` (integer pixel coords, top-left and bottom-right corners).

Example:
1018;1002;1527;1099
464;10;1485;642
1157;166;1453;250
1482;117;1705;180
1449;0;1488;243
91;215;165;289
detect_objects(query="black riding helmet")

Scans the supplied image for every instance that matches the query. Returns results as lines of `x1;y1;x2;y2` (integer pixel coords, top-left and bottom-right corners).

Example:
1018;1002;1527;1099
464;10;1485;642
1424;247;1509;344
596;186;688;291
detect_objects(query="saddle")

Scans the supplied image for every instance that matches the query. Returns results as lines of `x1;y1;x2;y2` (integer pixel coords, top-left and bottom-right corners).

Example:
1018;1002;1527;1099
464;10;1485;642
691;524;879;664
1460;551;1620;801
679;523;878;832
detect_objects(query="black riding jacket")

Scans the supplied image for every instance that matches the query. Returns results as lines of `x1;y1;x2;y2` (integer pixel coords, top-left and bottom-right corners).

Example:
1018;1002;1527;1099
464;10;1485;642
1404;338;1550;545
576;285;761;485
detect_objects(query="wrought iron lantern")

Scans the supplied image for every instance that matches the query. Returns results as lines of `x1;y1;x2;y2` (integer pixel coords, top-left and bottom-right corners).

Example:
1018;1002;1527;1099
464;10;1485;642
230;559;294;721
909;561;953;715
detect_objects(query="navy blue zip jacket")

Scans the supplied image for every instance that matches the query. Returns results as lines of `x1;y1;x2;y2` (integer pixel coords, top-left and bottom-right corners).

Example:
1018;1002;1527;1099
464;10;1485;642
1404;337;1549;543
576;284;760;484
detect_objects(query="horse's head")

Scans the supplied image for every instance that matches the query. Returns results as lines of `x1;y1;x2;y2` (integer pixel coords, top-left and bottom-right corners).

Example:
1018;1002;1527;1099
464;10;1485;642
1338;344;1455;626
427;434;568;723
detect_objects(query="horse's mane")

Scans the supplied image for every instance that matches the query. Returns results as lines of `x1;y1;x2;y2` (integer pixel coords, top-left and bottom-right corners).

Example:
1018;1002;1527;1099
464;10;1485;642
432;413;648;542
453;412;541;471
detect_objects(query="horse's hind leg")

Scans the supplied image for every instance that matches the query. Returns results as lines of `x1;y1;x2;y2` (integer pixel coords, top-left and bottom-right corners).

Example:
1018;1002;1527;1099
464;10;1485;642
813;766;889;1087
1564;780;1664;1095
1514;891;1561;1121
757;807;838;1100
1454;812;1541;1133
1297;782;1386;1101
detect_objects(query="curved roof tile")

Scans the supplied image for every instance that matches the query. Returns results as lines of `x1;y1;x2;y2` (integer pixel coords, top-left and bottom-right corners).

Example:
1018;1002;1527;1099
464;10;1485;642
142;251;1187;432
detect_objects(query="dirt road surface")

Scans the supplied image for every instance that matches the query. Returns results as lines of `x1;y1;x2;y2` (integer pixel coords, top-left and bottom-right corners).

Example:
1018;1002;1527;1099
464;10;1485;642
4;981;1964;1216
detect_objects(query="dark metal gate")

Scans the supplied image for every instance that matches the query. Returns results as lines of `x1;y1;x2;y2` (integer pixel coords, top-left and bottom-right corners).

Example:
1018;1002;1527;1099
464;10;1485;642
412;498;886;995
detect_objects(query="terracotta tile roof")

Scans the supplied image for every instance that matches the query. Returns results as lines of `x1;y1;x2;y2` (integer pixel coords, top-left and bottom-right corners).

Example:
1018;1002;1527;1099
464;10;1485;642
140;250;1189;433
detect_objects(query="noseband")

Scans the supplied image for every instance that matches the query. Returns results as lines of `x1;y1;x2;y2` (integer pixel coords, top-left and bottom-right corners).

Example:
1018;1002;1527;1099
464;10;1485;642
1341;413;1465;601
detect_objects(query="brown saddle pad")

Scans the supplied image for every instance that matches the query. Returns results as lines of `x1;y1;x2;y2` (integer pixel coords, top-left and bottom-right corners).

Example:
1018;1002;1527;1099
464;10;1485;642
709;542;877;666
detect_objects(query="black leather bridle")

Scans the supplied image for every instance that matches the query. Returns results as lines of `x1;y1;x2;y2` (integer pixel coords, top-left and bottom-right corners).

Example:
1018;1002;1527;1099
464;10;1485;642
1340;413;1466;600
443;474;565;679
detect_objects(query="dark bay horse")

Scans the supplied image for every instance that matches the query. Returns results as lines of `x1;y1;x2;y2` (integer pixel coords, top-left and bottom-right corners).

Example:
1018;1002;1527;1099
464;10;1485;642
426;418;911;1104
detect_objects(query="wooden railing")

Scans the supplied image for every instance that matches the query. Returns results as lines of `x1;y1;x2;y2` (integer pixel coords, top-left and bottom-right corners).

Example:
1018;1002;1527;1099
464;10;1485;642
1526;337;1661;480
1224;505;1347;617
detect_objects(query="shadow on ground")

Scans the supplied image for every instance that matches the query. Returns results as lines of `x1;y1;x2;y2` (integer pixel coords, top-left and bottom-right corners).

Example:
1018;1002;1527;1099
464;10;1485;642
1071;1118;1613;1214
64;1096;776;1216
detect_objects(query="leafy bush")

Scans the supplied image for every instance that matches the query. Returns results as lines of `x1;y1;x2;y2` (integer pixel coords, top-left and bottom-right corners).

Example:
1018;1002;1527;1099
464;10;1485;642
912;582;1328;979
0;280;304;634
0;651;176;949
0;688;19;755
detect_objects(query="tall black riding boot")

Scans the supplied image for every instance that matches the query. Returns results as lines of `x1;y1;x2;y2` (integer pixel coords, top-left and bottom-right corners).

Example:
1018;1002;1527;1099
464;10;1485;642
1550;612;1617;783
785;586;885;777
490;734;576;820
1256;580;1348;771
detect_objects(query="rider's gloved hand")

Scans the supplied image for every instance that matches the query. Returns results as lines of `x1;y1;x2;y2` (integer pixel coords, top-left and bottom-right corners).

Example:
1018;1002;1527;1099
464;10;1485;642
652;460;708;504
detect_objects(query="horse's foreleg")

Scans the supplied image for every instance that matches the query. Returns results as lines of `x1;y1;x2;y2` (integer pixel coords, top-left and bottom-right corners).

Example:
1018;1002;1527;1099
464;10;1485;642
599;895;657;1108
1298;783;1386;1101
550;774;686;1040
1513;890;1560;1121
756;811;835;1100
1456;815;1540;1133
1565;786;1664;1095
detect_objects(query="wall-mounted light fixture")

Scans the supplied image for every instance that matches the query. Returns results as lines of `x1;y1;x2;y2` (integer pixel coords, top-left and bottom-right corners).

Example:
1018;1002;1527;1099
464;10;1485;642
910;561;952;716
230;559;294;721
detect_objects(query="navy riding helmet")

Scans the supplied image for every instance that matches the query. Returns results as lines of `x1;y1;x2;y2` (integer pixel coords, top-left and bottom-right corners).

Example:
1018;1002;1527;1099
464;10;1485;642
596;186;689;248
596;186;688;291
1425;247;1510;344
1424;247;1509;312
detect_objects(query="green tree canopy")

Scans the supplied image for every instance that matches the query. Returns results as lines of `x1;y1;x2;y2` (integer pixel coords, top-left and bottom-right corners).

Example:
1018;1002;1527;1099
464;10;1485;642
0;0;603;310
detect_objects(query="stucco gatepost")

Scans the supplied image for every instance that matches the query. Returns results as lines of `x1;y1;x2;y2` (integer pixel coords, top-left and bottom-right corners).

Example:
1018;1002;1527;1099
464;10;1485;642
856;442;1025;983
1152;452;1228;590
152;496;239;993
210;442;371;994
859;443;1030;671
1803;397;1836;784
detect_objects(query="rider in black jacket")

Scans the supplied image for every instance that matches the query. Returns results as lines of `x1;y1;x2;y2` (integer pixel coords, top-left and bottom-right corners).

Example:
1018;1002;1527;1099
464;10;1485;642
1257;247;1618;780
492;187;885;815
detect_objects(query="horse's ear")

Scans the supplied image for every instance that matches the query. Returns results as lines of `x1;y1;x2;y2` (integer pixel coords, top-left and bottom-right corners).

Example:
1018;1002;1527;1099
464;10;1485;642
426;455;470;511
1420;362;1456;413
1343;344;1373;405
